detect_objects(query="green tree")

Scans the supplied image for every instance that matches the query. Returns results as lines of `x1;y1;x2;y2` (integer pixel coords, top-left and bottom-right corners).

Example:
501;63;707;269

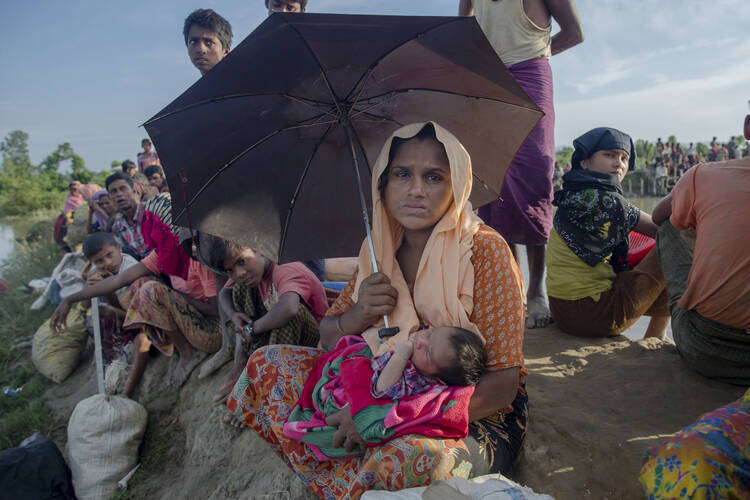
0;131;85;216
635;139;654;168
695;142;709;155
555;146;573;170
667;135;677;145
39;143;92;184
1;130;33;177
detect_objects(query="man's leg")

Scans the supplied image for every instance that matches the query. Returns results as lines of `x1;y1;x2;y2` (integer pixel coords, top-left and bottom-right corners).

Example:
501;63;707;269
525;244;552;328
121;332;151;398
166;327;209;387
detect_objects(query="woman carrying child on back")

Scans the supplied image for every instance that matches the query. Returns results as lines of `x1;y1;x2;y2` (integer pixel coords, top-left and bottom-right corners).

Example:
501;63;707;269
546;127;670;338
226;122;527;498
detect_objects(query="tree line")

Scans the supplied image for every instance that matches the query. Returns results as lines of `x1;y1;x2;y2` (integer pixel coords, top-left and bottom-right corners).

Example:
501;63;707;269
0;130;110;216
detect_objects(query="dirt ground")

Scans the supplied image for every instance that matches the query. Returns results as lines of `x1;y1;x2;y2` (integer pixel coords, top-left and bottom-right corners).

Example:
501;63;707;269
46;325;747;499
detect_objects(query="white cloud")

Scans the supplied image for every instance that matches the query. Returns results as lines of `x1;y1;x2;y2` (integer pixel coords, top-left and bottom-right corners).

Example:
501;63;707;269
556;63;750;145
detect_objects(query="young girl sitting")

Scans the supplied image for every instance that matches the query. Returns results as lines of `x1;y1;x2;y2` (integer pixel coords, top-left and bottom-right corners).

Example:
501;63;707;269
546;127;670;338
282;326;486;459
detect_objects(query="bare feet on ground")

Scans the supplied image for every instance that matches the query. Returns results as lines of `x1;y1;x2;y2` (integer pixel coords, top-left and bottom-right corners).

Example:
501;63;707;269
526;295;553;329
170;349;209;387
643;315;670;340
212;354;249;404
222;408;245;428
198;347;233;379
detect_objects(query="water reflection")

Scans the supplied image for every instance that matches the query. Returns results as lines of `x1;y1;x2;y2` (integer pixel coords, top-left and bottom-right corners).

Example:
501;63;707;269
0;224;14;263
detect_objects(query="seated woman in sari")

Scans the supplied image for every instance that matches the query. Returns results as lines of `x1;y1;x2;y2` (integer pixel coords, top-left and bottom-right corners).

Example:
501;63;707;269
226;122;527;498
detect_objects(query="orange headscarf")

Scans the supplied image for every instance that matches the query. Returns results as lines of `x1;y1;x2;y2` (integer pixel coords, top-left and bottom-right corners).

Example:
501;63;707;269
353;122;483;354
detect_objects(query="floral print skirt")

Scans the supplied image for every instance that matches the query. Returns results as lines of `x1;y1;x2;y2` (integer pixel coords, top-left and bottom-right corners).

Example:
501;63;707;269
226;344;528;499
639;389;750;499
122;277;221;355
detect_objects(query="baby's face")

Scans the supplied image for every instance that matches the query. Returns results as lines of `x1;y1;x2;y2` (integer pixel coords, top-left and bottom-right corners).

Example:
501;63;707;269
409;327;455;378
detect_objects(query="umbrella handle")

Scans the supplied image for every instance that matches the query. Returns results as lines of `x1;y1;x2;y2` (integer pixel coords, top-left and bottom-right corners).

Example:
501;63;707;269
343;124;399;341
92;297;106;396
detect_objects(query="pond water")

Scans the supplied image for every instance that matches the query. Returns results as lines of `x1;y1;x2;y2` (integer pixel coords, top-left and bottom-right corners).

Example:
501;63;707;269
0;223;15;264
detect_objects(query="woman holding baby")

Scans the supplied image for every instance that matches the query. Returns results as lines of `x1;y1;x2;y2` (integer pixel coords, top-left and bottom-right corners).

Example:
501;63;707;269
226;122;527;498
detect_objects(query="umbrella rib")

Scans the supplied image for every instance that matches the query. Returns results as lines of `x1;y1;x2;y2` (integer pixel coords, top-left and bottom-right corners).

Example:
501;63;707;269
172;116;335;221
349;94;400;119
278;123;336;258
143;92;336;125
286;23;344;116
343;17;460;102
349;123;374;177
354;87;544;113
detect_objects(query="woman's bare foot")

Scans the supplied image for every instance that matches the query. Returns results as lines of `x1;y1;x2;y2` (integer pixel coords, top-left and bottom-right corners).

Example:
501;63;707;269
643;315;670;340
221;408;245;428
212;347;249;403
170;348;208;387
212;364;245;404
526;295;553;329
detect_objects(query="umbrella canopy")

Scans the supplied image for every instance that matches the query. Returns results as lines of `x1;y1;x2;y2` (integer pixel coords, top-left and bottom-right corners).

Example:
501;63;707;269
144;13;542;263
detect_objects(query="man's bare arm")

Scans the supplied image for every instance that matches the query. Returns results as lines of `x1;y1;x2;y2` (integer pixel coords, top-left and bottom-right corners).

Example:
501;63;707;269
651;194;673;226
458;0;474;16
547;0;584;55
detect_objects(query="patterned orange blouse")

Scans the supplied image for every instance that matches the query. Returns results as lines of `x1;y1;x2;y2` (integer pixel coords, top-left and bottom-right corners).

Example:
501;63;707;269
328;225;526;375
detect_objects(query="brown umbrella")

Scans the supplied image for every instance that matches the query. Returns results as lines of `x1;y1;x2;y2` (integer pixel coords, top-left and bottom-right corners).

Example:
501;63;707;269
144;12;542;265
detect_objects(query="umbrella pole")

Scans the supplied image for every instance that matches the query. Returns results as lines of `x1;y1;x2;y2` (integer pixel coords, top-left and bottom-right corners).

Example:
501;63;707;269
343;124;399;340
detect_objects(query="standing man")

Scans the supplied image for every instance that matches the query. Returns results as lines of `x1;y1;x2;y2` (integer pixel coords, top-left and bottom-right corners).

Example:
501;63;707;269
266;0;306;14
459;0;583;328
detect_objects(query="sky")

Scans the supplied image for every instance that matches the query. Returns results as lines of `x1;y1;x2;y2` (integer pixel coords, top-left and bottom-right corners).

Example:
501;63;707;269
1;0;748;172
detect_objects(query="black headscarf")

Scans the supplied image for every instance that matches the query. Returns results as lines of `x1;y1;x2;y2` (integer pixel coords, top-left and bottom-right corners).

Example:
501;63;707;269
571;127;636;172
553;128;640;271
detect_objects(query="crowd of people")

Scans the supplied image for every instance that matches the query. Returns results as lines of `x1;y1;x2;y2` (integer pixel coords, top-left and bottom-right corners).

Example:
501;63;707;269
39;1;748;499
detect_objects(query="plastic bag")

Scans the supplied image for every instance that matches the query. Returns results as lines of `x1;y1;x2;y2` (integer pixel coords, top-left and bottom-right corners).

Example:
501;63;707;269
67;394;147;500
32;303;88;383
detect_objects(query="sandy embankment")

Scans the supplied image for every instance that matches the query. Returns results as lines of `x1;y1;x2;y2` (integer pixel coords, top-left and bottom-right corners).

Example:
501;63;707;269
46;324;746;499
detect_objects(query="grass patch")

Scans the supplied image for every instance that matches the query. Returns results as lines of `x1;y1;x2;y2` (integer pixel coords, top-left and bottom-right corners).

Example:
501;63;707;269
110;413;184;500
0;216;63;448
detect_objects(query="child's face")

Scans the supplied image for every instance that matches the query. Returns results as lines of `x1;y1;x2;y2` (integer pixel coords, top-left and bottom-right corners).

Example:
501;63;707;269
581;149;630;182
142;140;152;152
90;244;123;275
223;247;267;287
267;0;304;15
409;327;456;379
98;195;115;213
187;25;229;75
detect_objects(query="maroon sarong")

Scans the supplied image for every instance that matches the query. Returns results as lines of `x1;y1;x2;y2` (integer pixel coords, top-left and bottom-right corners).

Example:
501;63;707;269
479;57;555;245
